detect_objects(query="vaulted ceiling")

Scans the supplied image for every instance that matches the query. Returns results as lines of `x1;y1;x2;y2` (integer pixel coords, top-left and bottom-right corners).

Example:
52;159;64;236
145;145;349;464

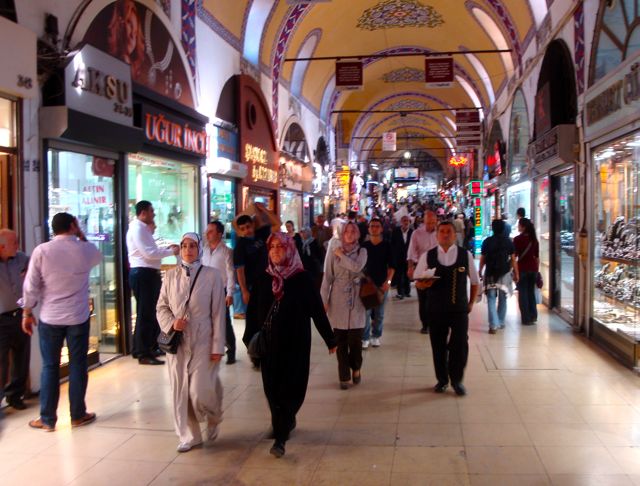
203;0;542;170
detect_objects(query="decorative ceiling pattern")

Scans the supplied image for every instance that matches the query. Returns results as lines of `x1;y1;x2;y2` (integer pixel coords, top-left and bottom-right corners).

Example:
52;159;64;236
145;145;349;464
387;99;429;111
381;67;425;83
357;0;444;31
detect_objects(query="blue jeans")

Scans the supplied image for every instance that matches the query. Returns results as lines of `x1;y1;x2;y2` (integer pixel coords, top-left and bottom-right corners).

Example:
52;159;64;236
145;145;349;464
232;284;246;315
486;288;507;329
39;320;90;426
363;291;388;340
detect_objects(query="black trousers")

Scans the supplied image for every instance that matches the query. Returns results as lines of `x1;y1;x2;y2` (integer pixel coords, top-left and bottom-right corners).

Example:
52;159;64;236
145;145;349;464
129;267;162;358
517;271;538;324
417;288;430;331
334;328;363;382
429;312;469;385
225;306;236;356
396;262;411;296
0;311;30;403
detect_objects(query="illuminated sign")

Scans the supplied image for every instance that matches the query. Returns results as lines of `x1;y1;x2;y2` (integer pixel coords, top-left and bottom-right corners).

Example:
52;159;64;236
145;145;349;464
245;143;278;184
144;109;208;157
448;155;468;167
469;180;483;196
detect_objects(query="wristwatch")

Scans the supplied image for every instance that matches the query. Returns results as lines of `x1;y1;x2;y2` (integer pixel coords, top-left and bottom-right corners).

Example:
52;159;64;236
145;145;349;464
386;280;391;285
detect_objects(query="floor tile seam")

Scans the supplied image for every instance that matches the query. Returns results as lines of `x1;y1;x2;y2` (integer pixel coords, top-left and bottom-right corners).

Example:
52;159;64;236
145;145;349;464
532;444;624;477
37;431;135;459
144;459;173;486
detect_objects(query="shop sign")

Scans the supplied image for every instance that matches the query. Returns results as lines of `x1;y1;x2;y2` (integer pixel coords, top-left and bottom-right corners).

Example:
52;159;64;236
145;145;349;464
473;196;483;238
456;109;482;149
382;132;396;151
425;57;453;88
246;143;278;185
527;124;575;166
584;51;640;140
213;126;238;160
336;61;363;91
81;183;112;207
143;105;208;157
468;180;483;196
65;44;133;127
280;157;313;192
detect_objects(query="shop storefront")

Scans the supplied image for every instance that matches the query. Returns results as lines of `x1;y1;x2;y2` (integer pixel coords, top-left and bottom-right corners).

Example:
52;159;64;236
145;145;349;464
0;15;36;238
237;75;279;213
310;161;330;224
279;156;313;231
40;44;144;366
585;49;640;368
207;124;246;246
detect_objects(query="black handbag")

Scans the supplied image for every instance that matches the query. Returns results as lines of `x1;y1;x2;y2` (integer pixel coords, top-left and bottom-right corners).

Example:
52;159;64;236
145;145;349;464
247;300;279;360
157;266;203;354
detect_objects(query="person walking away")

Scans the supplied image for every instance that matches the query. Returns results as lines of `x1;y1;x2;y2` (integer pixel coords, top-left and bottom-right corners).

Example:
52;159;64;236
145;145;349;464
157;233;226;452
478;220;519;334
22;213;102;431
414;221;480;396
127;201;179;365
453;213;466;247
391;215;413;299
299;227;323;289
0;229;30;410
513;218;540;325
407;211;438;334
362;218;395;349
202;221;237;364
321;222;367;389
501;212;512;237
311;214;332;262
246;233;336;458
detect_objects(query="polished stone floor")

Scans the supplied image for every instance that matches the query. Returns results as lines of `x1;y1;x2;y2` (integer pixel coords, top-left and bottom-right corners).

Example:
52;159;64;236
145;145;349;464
2;292;640;485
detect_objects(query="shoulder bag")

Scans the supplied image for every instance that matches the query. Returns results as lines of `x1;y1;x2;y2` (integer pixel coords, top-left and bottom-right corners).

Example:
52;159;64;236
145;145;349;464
360;275;384;310
518;241;543;289
157;265;203;354
247;300;279;360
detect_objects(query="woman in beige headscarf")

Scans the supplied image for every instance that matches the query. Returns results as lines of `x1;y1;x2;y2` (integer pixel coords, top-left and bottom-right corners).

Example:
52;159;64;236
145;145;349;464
157;232;226;452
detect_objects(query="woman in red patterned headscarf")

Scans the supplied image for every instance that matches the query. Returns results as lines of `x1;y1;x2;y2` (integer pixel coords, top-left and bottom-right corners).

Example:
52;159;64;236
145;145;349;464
246;232;336;459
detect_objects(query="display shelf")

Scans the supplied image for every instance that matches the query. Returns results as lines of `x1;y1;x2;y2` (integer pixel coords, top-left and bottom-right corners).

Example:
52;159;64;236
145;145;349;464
594;289;640;312
598;255;640;266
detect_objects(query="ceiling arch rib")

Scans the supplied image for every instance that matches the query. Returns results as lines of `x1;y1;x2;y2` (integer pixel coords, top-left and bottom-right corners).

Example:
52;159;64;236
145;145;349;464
290;29;322;98
462;49;495;104
469;6;515;76
244;0;276;65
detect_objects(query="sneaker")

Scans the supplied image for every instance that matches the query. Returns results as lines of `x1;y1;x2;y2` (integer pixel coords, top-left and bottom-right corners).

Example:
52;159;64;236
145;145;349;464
488;328;497;334
498;323;505;329
177;439;202;452
362;340;370;349
233;313;245;319
371;337;381;347
394;294;404;300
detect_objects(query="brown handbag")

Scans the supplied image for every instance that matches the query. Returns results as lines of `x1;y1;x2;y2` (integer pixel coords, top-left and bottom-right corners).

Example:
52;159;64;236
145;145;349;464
360;276;384;310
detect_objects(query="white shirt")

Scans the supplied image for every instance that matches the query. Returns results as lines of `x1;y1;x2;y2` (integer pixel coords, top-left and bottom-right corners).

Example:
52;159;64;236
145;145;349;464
22;235;102;325
126;218;174;269
202;242;235;295
414;245;480;285
401;228;410;244
407;225;438;262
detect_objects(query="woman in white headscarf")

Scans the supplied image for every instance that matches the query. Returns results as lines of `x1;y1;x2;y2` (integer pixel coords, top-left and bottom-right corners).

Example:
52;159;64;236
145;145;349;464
157;232;226;452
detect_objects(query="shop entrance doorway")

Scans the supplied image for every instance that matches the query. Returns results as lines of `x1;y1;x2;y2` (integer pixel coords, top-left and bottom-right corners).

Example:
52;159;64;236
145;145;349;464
552;170;576;320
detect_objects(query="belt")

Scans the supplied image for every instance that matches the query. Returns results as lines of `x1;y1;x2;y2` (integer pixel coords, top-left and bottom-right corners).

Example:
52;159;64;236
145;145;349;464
0;308;22;318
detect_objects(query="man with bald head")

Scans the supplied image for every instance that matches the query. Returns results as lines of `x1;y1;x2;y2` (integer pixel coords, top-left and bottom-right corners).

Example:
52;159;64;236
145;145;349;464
0;229;30;410
407;211;438;334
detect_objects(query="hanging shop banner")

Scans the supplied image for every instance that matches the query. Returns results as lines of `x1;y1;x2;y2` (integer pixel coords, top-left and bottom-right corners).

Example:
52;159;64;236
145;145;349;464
141;103;208;157
65;44;134;127
394;167;419;182
425;57;454;88
335;61;363;91
83;0;194;108
279;156;313;192
456;109;482;149
584;50;640;141
207;125;247;178
382;131;397;151
238;75;279;190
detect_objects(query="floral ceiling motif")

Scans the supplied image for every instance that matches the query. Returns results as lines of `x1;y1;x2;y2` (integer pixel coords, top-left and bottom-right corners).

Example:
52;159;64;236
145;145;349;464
382;67;425;83
387;99;429;111
357;0;444;31
388;115;427;127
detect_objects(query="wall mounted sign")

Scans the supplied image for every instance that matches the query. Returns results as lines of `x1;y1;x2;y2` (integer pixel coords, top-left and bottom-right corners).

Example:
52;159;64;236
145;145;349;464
455;109;481;149
142;103;208;157
213;125;238;160
382;131;397;151
527;124;575;166
584;51;640;140
468;180;483;196
246;143;278;184
279;157;313;192
425;57;453;88
336;61;363;91
65;44;133;127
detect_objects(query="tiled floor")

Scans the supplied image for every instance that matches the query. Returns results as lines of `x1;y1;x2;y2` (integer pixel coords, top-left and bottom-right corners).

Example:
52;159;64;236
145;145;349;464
2;293;640;485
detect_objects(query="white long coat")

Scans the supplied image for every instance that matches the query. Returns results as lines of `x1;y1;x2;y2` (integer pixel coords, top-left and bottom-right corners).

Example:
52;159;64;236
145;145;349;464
157;264;226;445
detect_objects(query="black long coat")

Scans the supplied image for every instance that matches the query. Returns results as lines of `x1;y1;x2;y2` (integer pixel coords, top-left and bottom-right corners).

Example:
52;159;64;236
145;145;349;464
244;271;336;440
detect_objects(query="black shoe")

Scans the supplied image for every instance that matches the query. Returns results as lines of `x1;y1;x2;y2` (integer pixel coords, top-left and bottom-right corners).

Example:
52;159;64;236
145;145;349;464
394;294;404;300
153;348;166;357
289;418;296;432
420;328;429;335
434;382;448;393
8;399;27;410
404;293;411;298
139;357;165;365
226;355;236;365
251;358;261;370
452;383;467;396
270;441;285;458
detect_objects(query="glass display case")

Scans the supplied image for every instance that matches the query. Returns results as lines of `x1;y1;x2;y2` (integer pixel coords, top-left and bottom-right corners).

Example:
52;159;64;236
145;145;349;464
534;176;550;303
592;132;640;364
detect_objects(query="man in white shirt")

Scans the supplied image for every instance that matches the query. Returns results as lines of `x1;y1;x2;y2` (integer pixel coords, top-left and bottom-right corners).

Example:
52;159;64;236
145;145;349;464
415;221;480;396
21;212;102;431
126;201;179;365
407;211;438;334
202;221;236;364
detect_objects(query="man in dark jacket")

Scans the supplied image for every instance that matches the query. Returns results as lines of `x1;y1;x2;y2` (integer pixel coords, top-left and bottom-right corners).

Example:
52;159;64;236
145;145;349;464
391;215;413;299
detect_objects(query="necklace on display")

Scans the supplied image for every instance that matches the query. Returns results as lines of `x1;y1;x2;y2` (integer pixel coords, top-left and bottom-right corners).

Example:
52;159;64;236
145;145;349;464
144;10;173;85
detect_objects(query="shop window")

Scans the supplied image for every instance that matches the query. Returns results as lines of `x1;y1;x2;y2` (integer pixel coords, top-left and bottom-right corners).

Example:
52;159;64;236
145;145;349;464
209;177;236;247
280;190;302;232
47;149;118;357
128;153;198;261
535;176;550;303
592;133;640;337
